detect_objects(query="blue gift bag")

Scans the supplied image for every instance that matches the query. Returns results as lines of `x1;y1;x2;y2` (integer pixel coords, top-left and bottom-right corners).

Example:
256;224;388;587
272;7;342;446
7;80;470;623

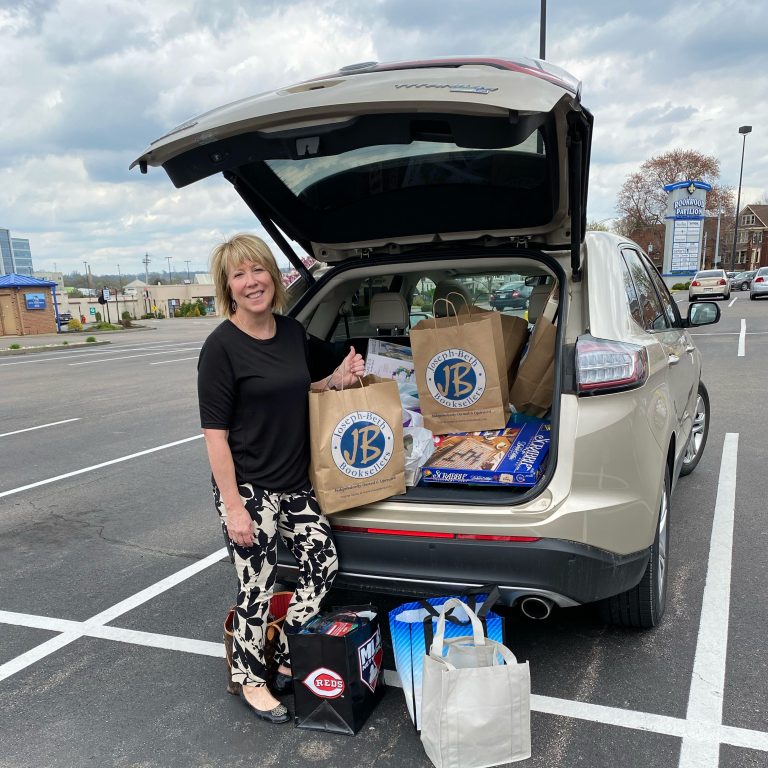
388;587;505;729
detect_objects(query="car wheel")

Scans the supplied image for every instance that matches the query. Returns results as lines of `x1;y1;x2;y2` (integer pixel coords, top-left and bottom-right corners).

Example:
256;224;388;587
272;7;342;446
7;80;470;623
679;382;709;476
750;294;756;300
741;282;749;291
688;294;694;302
600;467;670;628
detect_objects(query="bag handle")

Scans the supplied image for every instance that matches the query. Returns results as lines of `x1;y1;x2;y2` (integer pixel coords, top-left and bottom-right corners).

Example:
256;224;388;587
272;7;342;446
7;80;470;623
430;298;461;327
418;599;466;651
458;584;502;620
430;598;485;655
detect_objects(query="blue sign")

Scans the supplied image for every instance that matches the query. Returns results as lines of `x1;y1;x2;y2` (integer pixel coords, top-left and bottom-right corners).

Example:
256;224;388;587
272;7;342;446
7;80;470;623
25;293;46;310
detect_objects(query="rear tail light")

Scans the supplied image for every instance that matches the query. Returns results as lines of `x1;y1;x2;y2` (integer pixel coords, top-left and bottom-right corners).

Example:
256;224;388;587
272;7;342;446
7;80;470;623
691;280;701;287
718;278;726;285
756;276;765;283
576;336;648;394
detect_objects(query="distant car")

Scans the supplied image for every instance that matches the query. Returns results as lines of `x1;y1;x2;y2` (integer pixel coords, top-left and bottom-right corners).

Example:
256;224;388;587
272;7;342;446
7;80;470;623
58;312;73;326
749;267;768;300
731;270;756;291
489;281;533;310
689;269;730;301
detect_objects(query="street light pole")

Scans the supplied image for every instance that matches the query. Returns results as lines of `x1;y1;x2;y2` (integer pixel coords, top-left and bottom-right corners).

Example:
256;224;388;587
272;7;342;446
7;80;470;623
730;125;752;271
166;256;173;284
185;259;191;282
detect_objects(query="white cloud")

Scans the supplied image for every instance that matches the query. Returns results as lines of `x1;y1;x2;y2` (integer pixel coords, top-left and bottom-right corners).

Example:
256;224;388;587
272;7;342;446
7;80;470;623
1;0;765;274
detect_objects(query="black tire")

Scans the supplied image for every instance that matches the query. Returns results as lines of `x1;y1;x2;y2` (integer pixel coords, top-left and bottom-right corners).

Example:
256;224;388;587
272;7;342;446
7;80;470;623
750;294;756;300
600;467;670;628
679;382;710;476
741;282;749;291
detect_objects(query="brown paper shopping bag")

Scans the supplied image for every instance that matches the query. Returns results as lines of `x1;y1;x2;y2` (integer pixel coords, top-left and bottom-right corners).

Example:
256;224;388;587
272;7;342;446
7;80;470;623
411;300;509;434
309;375;405;514
509;315;557;417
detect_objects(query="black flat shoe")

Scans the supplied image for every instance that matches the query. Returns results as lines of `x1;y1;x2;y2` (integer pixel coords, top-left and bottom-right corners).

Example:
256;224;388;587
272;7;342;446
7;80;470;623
239;690;291;724
272;671;294;695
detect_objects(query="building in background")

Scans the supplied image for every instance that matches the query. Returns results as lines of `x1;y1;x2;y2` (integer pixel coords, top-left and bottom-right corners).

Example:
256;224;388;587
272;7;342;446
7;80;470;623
0;228;34;276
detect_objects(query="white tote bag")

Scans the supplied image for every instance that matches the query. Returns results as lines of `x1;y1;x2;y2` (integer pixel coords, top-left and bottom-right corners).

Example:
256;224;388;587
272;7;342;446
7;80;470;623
420;598;531;768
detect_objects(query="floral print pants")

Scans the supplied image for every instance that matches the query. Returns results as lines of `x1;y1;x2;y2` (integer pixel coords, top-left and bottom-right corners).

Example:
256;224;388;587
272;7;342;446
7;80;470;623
213;482;338;687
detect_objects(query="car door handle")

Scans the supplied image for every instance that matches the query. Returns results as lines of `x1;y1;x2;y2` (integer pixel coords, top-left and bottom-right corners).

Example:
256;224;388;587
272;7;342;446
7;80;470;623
668;354;681;365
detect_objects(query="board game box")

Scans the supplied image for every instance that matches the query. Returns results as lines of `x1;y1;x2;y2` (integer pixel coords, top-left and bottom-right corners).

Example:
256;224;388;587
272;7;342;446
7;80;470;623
420;417;550;487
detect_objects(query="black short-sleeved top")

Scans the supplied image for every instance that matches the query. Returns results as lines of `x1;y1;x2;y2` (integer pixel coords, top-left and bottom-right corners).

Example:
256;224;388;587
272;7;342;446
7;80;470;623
197;314;312;492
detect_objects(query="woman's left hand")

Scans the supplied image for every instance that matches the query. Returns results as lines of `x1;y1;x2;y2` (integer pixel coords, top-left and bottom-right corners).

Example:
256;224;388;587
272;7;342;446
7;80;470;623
335;345;365;388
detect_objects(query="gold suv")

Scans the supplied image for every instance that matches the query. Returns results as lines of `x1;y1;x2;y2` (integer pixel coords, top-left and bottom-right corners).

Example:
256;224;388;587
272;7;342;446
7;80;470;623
134;57;721;627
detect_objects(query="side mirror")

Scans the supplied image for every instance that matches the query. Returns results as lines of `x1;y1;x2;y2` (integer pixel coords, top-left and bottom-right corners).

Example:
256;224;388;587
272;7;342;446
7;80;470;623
687;301;720;327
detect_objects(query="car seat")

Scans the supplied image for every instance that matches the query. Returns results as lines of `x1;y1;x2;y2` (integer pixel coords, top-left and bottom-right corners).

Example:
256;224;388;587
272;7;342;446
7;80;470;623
368;292;409;335
432;279;473;316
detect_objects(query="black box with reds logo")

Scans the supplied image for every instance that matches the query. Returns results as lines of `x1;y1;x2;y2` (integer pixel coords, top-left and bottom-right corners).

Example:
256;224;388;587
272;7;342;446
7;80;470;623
288;606;385;735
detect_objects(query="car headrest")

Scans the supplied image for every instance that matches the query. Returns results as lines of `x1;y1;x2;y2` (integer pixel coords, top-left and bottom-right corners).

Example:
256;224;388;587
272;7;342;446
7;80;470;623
368;292;409;332
432;280;473;316
526;283;555;324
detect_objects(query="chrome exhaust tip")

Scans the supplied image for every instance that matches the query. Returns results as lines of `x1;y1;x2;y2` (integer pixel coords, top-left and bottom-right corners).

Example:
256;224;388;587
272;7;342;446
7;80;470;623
520;595;554;620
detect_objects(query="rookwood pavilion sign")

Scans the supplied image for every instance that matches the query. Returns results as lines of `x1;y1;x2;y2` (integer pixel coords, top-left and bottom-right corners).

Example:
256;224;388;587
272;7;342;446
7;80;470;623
662;180;711;274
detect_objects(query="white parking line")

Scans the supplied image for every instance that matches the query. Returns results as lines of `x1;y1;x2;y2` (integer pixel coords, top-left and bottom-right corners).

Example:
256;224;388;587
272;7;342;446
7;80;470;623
149;357;199;365
0;548;228;684
738;320;746;356
678;433;739;768
69;348;202;365
0;342;202;366
0;418;80;438
0;435;203;498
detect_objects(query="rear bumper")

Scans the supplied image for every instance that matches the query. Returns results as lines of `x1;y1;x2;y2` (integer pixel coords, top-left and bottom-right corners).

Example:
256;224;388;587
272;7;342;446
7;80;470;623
277;532;650;607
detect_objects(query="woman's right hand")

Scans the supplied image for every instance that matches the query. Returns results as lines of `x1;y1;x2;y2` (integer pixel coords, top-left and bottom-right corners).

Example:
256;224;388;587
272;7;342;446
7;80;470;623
226;504;254;548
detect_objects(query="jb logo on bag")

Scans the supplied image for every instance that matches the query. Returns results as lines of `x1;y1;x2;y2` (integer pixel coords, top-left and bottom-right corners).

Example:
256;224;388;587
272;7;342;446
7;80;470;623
302;667;345;698
357;627;383;693
331;411;394;479
426;349;486;408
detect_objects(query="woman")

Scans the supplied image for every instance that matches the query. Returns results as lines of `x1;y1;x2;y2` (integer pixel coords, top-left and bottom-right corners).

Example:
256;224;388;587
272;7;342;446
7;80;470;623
198;234;364;724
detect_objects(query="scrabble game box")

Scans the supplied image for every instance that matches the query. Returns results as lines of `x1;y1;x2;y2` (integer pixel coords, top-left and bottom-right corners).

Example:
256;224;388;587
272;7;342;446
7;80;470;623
420;417;550;487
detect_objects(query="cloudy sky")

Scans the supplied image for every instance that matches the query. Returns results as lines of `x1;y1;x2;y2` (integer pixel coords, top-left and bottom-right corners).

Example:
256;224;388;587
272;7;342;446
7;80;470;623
1;0;766;276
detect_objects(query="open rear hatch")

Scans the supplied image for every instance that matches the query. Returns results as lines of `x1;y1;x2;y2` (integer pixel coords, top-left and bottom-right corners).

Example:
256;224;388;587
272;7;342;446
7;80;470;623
132;57;592;280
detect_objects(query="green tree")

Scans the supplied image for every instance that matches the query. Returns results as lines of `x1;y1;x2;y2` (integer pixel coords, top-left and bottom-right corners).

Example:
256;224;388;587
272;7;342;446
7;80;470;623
615;149;734;236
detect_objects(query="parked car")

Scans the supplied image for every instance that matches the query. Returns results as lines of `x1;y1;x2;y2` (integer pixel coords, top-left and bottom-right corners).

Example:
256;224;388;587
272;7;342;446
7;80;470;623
749;266;768;300
489;281;533;310
731;270;757;291
688;269;730;301
134;55;721;628
58;312;73;326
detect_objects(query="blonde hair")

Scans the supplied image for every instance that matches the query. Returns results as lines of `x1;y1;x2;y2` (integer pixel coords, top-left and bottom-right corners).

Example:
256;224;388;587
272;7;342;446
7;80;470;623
209;234;287;317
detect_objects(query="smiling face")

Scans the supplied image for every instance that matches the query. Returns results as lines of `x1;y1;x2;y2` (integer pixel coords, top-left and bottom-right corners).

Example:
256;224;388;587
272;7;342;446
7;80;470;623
227;259;276;317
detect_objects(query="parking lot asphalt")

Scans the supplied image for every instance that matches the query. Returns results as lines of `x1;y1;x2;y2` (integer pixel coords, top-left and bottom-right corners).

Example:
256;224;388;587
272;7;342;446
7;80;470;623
1;305;767;768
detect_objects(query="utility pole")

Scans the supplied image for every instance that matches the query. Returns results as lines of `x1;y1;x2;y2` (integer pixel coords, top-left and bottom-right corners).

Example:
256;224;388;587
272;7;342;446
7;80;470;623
83;261;91;291
142;253;151;315
116;264;123;319
166;256;173;284
185;260;191;282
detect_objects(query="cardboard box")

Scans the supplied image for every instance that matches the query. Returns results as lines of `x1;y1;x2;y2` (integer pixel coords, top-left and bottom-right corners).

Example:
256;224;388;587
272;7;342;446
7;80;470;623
421;417;550;487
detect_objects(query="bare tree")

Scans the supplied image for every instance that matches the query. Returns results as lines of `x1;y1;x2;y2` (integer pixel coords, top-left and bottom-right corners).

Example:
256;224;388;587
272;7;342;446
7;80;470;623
615;149;734;235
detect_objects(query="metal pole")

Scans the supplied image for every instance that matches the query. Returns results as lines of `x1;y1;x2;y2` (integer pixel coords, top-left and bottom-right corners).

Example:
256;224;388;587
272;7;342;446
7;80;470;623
539;0;546;59
142;253;150;314
185;260;191;282
166;256;173;284
730;126;752;271
714;209;721;266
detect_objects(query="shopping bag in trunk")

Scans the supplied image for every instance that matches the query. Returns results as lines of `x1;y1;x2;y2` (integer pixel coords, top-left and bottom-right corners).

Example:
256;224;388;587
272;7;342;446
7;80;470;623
420;599;531;767
288;606;385;735
309;375;405;514
411;299;509;434
509;316;556;417
388;587;505;729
